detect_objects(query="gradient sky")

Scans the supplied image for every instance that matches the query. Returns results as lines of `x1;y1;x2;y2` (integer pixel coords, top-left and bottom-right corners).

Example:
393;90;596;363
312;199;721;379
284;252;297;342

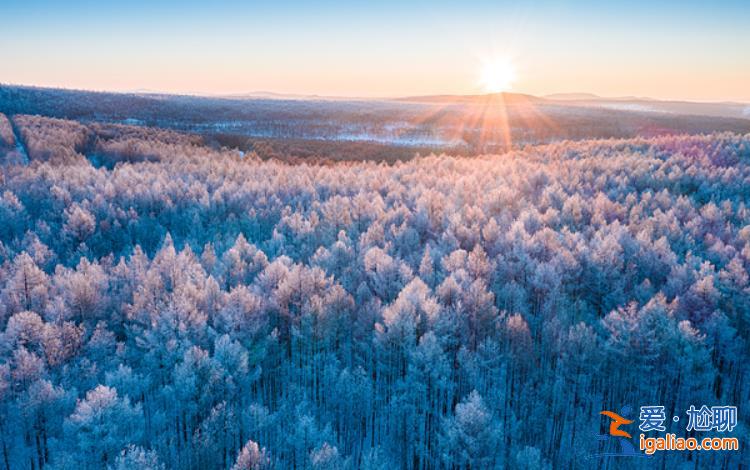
1;0;749;101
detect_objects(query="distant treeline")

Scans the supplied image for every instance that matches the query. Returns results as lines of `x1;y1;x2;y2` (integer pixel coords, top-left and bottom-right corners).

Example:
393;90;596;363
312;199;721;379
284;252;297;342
2;85;749;159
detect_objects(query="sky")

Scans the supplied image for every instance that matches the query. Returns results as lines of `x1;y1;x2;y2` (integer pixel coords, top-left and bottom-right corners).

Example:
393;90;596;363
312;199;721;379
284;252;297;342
1;0;749;102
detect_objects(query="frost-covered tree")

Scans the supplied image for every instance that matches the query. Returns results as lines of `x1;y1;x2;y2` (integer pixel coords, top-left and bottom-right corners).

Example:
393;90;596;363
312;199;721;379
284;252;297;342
0;127;747;469
63;386;142;468
439;391;503;469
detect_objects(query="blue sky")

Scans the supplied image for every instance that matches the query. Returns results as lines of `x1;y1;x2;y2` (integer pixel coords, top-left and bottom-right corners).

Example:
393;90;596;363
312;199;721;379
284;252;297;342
1;0;748;100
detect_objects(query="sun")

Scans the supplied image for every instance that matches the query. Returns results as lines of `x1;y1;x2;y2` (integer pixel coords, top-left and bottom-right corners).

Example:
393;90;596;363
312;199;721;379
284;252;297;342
479;58;516;93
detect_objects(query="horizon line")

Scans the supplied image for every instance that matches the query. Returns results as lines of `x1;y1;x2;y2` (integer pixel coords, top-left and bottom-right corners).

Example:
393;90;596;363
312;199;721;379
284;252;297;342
2;81;749;106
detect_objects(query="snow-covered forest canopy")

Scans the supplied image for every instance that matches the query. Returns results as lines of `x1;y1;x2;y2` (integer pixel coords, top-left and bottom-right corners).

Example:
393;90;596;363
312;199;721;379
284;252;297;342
0;112;748;469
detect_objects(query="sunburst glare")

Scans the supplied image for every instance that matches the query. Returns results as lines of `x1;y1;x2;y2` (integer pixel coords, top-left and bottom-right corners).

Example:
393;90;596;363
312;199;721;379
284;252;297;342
479;57;517;93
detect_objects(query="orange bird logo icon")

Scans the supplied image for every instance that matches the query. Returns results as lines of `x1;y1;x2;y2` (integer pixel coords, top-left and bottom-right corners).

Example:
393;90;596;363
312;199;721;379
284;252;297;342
600;410;633;438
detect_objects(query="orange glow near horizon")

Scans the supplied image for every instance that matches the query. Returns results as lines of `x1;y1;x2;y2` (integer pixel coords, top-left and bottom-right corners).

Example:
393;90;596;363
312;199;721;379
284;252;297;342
393;92;561;154
1;2;749;102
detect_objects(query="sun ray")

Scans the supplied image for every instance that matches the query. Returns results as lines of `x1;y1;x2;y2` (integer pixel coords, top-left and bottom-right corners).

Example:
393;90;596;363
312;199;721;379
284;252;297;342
393;54;561;154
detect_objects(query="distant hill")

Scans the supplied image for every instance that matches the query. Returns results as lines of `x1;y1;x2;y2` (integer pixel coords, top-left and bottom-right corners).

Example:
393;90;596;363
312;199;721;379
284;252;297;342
395;91;750;120
544;92;602;101
545;92;658;102
216;91;365;102
1;84;748;156
394;92;547;105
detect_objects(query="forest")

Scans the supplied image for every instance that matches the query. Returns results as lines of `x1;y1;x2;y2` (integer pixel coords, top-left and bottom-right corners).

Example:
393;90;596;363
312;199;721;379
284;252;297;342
0;111;748;469
2;85;750;158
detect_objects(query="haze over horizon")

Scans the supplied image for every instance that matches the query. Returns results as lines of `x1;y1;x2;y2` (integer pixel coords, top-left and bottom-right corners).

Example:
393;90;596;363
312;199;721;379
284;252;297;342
6;83;750;106
1;0;749;102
